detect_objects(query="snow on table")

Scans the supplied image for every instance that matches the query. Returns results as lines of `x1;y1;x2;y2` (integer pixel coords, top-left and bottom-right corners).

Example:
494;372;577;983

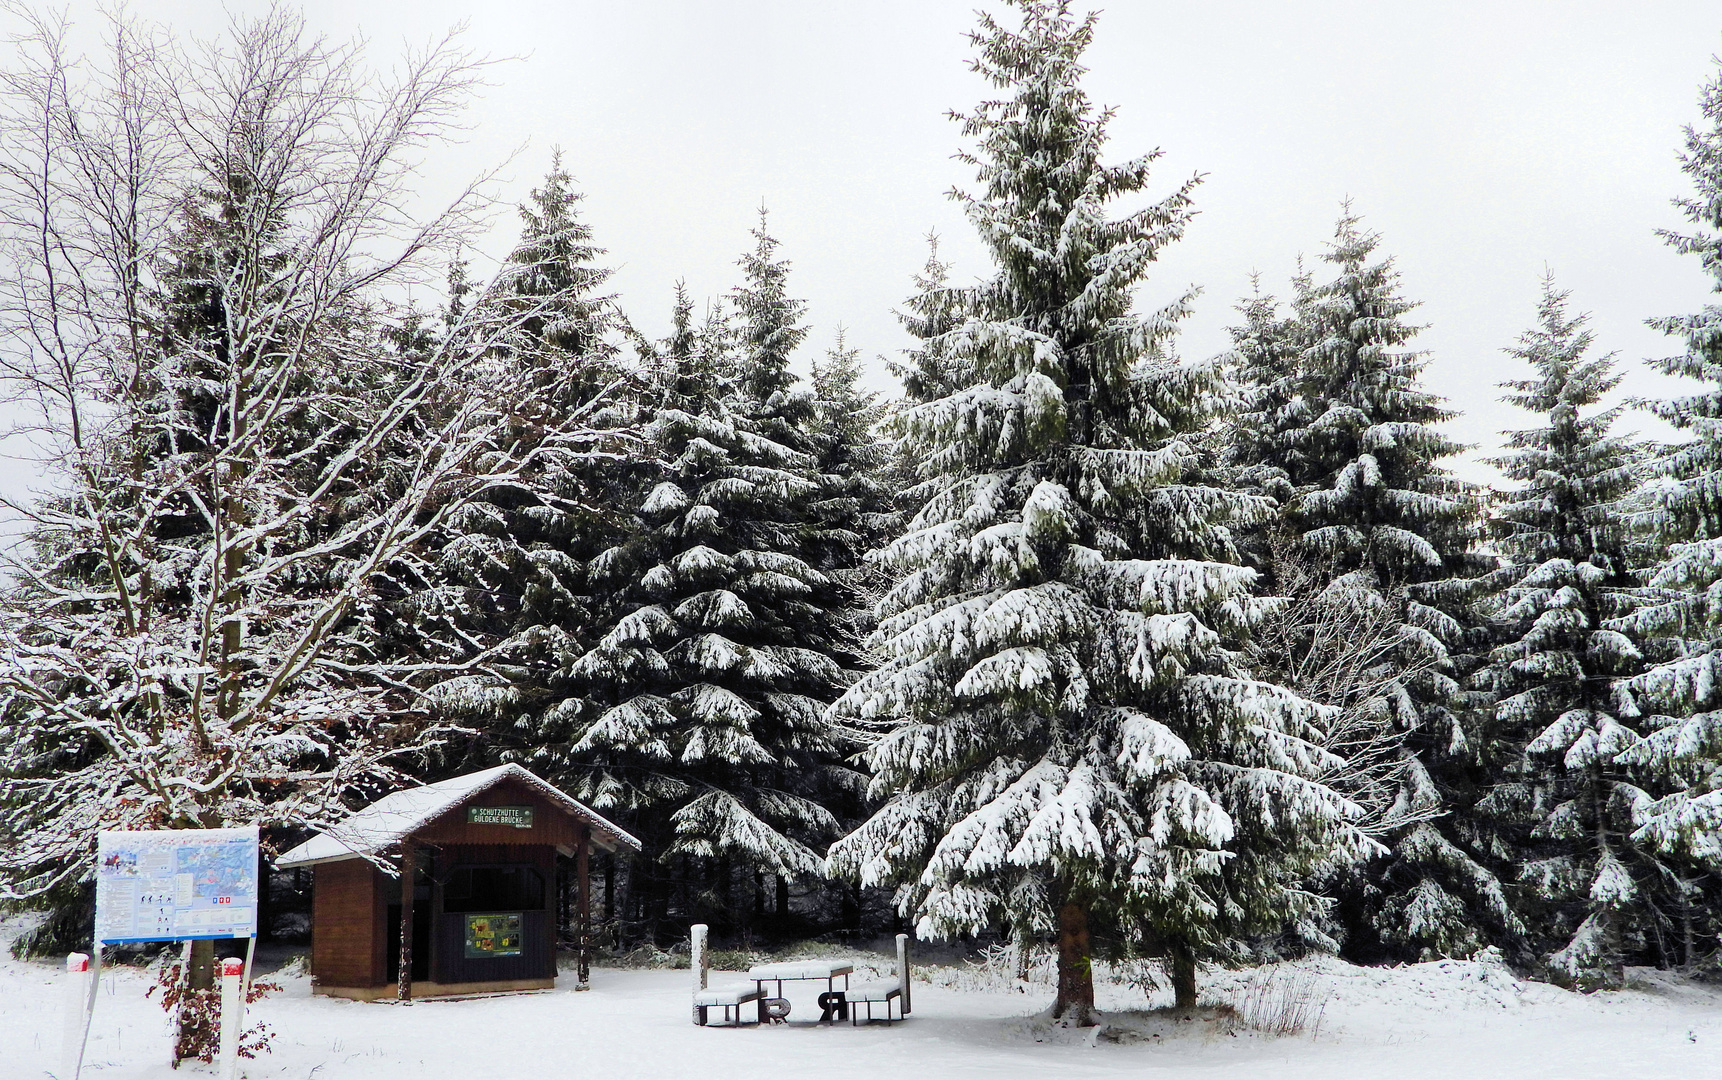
746;960;854;980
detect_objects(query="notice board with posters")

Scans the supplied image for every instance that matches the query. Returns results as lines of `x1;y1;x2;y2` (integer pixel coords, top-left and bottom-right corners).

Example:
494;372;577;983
464;912;523;958
94;827;260;944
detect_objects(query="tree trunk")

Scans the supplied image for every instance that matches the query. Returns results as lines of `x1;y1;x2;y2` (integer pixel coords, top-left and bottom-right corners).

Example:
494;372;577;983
1170;940;1198;1010
604;856;616;923
775;874;789;917
841;881;860;933
1681;881;1695;973
1646;897;1670;971
187;938;215;989
651;865;671;938
177;938;215;1061
1052;901;1095;1025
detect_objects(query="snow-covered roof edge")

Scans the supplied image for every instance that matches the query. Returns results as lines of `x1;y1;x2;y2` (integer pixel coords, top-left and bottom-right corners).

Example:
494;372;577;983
276;763;642;868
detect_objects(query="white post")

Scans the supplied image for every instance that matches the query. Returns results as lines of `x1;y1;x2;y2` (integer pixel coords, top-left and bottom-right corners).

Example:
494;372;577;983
85;945;102;1027
218;956;245;1080
60;953;92;1080
896;934;911;1015
691;924;708;990
690;924;708;1025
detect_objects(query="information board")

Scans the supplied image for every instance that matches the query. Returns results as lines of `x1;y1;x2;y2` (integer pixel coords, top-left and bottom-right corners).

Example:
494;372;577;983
95;827;260;944
464;913;523;958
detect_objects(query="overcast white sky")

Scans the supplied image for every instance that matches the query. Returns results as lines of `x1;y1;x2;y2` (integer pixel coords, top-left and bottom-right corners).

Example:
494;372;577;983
11;1;1722;500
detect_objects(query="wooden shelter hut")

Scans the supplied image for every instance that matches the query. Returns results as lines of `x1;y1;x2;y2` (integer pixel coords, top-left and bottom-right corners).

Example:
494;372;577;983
277;764;640;1000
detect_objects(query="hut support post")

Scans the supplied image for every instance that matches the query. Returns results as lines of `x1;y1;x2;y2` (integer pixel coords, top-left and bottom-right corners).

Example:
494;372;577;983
397;846;415;1002
576;829;591;989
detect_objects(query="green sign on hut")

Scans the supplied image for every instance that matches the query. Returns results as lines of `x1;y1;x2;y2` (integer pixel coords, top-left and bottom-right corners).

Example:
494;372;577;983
277;764;640;1000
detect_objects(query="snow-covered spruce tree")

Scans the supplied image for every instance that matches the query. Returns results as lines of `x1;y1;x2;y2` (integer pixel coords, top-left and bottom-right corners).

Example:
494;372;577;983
0;12;620;935
1277;209;1505;961
1472;282;1657;986
532;218;862;934
498;150;622;370
410;156;644;774
877;236;975;541
1224;275;1308;515
890;234;971;406
1606;58;1722;966
1225;275;1434;853
827;0;1371;1023
809;327;895;569
1287;210;1480;715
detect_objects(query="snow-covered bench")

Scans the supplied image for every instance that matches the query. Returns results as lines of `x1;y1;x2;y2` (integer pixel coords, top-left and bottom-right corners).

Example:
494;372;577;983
847;935;912;1025
693;981;766;1026
691;924;765;1026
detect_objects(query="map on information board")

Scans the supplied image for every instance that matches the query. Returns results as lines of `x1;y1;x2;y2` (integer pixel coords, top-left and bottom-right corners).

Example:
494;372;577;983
95;827;259;944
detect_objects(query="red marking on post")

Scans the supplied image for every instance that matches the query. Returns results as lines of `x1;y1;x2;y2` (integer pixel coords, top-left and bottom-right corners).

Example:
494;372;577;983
221;958;245;977
66;954;89;973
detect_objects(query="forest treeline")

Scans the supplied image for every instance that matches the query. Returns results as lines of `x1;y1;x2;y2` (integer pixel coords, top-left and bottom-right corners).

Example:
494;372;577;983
2;1;1720;1018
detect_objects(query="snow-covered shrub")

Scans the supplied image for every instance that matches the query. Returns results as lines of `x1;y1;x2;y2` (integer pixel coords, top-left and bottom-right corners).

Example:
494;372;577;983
963;941;1056;993
148;959;278;1065
1222;964;1326;1036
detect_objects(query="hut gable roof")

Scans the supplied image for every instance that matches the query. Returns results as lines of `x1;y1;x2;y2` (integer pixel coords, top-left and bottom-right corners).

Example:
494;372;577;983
276;764;641;868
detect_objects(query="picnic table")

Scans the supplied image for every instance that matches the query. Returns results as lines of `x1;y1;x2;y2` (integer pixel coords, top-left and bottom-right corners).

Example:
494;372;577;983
688;926;911;1027
746;960;854;1022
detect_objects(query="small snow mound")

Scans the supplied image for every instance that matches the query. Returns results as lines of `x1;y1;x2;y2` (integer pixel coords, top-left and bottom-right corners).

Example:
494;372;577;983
1007;1005;1248;1048
1623;966;1722;1003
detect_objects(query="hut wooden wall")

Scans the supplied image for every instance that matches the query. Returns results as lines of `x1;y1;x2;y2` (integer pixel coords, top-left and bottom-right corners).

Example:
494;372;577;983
311;859;386;987
428;843;558;984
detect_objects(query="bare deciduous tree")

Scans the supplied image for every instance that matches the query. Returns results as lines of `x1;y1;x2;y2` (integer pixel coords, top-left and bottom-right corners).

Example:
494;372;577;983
0;7;630;902
1248;532;1445;838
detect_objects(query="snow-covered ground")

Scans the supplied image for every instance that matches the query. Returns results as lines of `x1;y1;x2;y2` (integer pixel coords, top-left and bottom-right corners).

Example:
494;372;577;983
2;941;1717;1080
